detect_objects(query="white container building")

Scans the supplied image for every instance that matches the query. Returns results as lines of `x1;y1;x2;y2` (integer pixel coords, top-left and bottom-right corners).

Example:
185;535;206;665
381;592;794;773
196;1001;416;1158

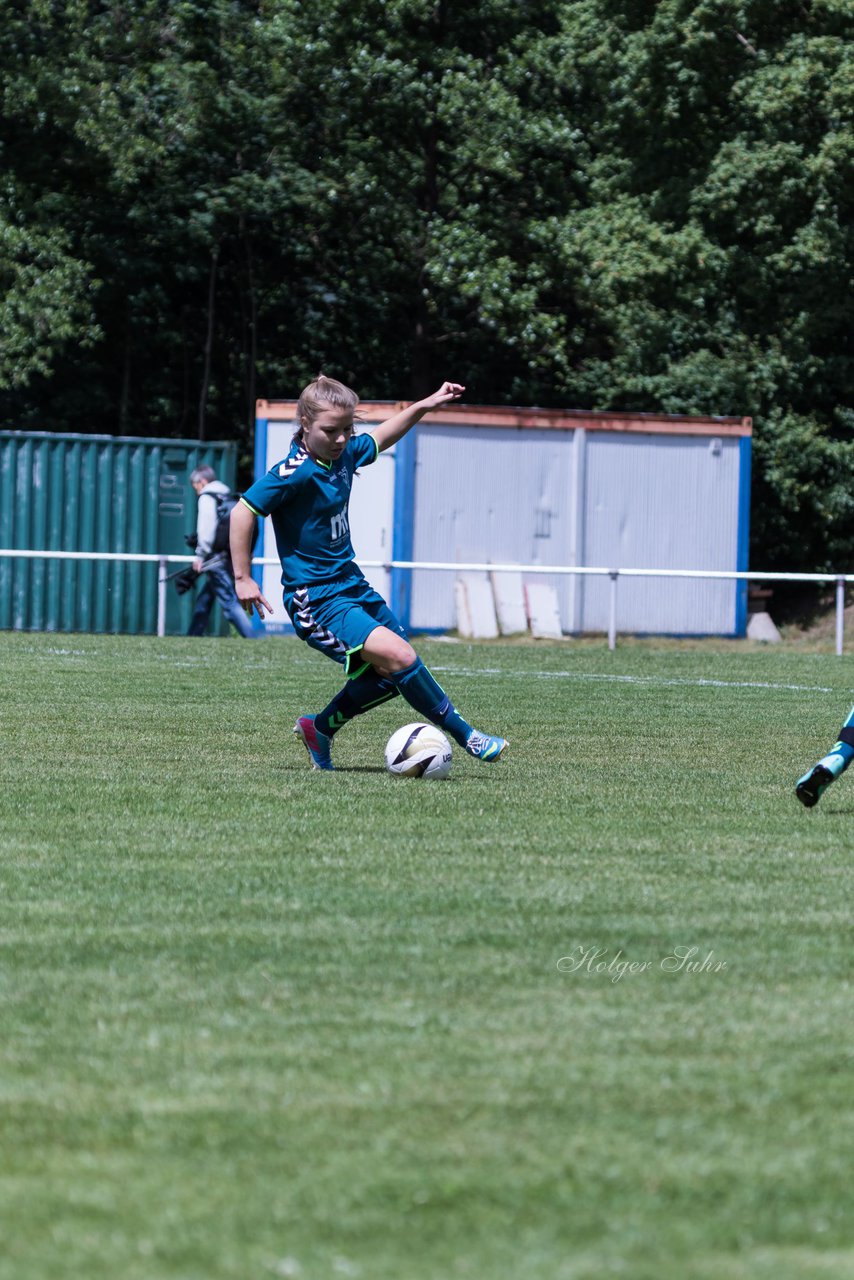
252;401;752;637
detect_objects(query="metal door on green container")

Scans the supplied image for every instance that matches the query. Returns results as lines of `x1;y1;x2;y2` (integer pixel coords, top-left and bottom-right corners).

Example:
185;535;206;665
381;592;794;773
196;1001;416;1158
158;447;234;636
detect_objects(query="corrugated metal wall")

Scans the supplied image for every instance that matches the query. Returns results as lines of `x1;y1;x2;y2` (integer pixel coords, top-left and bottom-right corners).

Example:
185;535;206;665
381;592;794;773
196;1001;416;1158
0;432;236;635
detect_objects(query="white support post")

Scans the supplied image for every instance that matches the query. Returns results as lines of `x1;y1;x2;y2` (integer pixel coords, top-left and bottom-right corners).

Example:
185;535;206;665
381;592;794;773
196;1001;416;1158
569;426;587;633
608;571;619;651
157;557;168;637
837;576;845;657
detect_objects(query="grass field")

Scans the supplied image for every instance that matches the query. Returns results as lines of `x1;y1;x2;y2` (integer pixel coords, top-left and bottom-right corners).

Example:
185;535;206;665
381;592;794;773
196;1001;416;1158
2;630;854;1280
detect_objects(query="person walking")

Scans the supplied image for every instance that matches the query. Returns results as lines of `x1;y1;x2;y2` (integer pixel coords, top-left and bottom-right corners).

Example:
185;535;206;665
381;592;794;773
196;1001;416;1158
187;466;256;639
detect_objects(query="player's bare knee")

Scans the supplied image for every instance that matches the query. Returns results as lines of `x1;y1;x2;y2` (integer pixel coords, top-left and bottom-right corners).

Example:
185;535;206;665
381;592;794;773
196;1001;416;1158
384;643;416;673
364;630;415;673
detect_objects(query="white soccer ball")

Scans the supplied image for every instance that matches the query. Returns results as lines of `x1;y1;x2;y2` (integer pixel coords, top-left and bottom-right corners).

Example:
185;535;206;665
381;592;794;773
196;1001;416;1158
384;723;453;779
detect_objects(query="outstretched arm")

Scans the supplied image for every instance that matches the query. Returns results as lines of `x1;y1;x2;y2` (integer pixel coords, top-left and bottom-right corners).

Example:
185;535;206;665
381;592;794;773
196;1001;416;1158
230;501;273;619
371;381;465;454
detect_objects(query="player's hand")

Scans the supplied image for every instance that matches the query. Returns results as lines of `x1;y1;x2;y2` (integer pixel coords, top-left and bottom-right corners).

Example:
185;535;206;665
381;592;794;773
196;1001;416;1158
424;381;465;409
235;576;273;619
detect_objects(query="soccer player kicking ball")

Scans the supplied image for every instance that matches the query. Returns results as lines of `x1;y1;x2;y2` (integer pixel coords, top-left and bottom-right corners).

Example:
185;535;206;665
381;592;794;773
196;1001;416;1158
230;375;507;772
795;706;854;807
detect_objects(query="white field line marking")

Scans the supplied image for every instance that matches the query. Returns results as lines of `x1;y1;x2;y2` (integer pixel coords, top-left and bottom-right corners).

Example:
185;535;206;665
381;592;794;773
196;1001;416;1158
430;667;836;694
25;648;836;694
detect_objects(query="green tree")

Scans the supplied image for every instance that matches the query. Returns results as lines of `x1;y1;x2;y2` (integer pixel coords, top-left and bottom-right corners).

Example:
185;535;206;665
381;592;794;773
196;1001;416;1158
0;211;100;391
0;0;314;443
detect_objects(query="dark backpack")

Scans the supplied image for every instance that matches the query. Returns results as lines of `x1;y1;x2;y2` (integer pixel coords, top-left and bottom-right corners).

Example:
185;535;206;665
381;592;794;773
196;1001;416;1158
210;491;240;553
185;490;241;556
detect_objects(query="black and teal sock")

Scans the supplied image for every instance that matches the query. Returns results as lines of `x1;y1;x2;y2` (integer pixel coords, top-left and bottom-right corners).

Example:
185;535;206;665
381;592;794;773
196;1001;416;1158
816;706;854;779
314;669;399;738
389;657;473;748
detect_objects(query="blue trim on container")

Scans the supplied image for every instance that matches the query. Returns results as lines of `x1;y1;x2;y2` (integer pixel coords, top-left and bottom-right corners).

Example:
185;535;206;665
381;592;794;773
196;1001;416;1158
390;433;416;630
253;417;268;484
735;435;752;636
251;417;269;635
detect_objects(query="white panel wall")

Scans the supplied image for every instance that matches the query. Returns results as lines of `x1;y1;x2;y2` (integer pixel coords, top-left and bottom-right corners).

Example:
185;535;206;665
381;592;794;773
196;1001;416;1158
255;412;747;637
410;425;575;632
580;433;742;634
347;443;395;600
408;425;743;636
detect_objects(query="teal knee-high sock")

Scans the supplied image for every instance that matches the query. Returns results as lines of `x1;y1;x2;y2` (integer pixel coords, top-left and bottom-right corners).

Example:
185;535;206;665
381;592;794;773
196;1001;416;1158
817;704;854;778
389;658;473;748
314;670;399;738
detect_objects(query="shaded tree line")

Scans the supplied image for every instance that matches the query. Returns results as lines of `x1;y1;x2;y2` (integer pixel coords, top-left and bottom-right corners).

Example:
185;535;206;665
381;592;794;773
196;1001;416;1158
0;0;851;570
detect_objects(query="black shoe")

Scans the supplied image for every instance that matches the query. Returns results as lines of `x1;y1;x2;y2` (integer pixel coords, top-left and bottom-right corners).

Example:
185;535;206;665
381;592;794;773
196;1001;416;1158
795;764;834;809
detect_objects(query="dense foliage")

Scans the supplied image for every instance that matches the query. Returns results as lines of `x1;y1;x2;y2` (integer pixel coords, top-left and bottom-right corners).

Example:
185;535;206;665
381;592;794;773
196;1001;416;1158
0;0;851;569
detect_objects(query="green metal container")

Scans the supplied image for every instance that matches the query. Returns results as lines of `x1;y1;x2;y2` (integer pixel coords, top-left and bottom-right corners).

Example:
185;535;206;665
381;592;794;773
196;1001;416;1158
0;432;237;635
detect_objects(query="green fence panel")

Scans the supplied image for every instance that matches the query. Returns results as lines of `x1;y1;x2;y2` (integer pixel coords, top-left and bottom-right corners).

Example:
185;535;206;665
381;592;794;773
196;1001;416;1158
0;432;237;636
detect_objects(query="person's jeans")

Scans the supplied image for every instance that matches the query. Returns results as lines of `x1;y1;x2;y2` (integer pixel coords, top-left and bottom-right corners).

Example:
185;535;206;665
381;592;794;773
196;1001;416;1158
187;564;256;638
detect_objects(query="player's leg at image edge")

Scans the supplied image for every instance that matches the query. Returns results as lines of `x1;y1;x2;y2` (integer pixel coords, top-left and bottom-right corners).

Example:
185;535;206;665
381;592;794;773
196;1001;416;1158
293;668;398;771
389;657;507;761
795;710;854;808
294;659;507;771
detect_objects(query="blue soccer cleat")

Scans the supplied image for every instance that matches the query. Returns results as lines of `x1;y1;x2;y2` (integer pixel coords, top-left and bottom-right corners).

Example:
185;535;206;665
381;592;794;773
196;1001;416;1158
795;764;834;809
465;730;508;762
293;715;334;771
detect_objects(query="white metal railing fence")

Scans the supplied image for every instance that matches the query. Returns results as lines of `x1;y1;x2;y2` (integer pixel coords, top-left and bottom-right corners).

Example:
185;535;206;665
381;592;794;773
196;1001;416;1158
1;548;852;653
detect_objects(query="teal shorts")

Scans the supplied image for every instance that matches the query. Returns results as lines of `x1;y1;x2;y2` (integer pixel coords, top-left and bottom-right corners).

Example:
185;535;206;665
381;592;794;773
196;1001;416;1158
284;574;407;676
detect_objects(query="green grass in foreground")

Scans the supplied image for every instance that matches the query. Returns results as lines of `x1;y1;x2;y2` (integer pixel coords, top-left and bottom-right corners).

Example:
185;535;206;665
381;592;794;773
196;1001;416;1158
1;632;854;1280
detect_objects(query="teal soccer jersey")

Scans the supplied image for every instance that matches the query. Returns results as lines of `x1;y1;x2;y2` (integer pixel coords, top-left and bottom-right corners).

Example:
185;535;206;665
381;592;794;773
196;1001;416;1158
241;431;379;590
